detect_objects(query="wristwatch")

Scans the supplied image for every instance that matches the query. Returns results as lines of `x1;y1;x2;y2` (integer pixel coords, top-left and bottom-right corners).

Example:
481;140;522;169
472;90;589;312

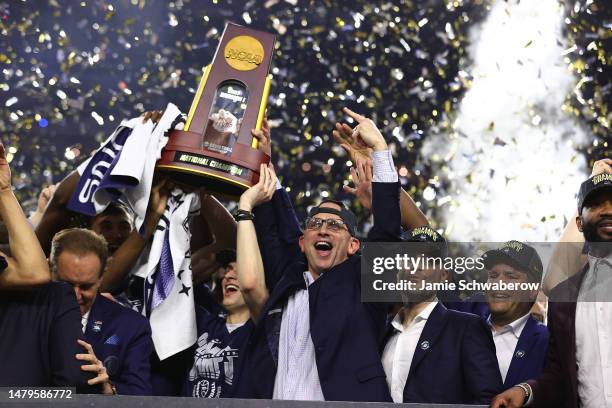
515;383;531;405
233;208;255;222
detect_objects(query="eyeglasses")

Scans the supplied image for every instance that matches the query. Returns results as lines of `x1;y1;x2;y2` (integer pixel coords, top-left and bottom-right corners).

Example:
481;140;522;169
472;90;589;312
304;217;348;233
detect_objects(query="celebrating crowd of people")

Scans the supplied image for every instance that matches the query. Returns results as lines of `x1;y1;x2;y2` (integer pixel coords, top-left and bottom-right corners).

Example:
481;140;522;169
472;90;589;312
0;106;611;408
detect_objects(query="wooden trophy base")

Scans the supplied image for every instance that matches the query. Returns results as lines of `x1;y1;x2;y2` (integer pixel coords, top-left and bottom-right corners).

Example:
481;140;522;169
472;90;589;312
157;128;270;198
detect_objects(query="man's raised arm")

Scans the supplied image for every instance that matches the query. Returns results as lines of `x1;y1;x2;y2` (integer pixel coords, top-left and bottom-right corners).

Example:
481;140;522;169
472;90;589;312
338;108;402;242
235;163;277;323
251;119;303;290
334;118;428;230
0;143;50;288
35;170;79;255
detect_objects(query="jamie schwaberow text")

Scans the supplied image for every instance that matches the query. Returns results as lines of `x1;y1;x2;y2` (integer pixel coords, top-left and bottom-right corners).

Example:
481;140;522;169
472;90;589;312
372;279;541;292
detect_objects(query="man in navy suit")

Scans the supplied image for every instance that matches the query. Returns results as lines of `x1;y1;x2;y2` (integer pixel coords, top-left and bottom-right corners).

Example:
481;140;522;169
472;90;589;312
381;227;503;404
234;108;401;402
51;227;153;395
482;241;549;390
0;142;90;388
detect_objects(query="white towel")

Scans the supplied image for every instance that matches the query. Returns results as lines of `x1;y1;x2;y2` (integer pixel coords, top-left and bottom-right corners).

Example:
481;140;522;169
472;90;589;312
68;103;198;359
70;102;183;231
133;188;200;360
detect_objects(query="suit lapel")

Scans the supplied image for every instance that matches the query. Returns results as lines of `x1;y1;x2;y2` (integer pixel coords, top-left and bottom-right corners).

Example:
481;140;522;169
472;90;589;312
84;294;108;344
407;302;448;380
504;315;541;388
263;266;307;364
564;265;588;397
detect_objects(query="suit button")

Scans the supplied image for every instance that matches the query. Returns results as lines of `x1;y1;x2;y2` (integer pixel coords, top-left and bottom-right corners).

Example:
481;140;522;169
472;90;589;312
315;346;324;353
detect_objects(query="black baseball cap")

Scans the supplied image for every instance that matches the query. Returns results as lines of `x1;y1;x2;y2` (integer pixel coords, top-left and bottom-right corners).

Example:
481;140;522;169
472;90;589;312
307;199;357;236
578;173;612;214
402;226;448;257
483;241;543;281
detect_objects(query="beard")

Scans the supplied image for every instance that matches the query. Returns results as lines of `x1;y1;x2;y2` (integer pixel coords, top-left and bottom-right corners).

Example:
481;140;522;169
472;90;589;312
582;218;612;257
582;218;612;242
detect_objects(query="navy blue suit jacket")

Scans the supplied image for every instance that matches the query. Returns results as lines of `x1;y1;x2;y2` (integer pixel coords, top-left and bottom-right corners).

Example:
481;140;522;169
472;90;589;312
383;303;503;404
84;294;153;395
236;182;401;402
0;282;91;388
503;314;549;389
445;295;549;390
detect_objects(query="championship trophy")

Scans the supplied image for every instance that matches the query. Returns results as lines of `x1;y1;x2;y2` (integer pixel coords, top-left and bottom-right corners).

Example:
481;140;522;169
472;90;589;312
157;23;275;197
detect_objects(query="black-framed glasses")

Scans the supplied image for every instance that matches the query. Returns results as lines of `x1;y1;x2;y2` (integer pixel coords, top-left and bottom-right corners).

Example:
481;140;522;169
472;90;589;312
304;217;348;233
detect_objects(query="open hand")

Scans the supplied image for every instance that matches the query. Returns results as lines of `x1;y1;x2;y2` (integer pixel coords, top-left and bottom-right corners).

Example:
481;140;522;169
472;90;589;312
76;339;114;395
340;108;387;152
344;159;373;210
238;164;277;212
333;120;372;164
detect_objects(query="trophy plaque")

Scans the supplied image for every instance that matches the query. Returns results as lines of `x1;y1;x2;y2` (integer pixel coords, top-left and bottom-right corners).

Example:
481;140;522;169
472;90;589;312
157;23;275;197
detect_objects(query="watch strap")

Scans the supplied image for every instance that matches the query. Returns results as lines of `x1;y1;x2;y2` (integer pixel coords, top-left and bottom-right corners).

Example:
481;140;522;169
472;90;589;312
233;209;255;221
515;383;531;406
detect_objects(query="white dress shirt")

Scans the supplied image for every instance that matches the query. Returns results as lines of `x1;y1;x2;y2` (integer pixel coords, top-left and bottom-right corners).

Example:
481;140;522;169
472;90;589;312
576;252;612;408
382;301;438;403
273;272;324;401
488;312;530;383
371;149;399;183
81;311;90;334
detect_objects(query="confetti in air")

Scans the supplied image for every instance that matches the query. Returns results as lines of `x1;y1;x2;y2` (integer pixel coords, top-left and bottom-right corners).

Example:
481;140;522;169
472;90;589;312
0;0;608;238
422;0;593;241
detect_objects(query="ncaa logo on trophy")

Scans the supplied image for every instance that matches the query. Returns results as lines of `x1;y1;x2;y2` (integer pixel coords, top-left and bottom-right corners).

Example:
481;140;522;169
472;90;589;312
157;23;275;197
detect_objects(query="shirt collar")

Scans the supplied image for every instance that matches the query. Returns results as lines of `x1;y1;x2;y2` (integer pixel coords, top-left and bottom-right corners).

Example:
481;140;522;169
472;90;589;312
391;300;438;332
488;312;530;339
303;271;315;287
81;311;90;334
587;251;612;268
584;252;612;284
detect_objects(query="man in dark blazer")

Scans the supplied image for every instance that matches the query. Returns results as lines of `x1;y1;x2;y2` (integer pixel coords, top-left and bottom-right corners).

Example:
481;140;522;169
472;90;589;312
381;227;503;404
234;108;399;402
0;141;91;388
483;241;549;390
492;166;612;407
51;227;153;395
82;289;153;395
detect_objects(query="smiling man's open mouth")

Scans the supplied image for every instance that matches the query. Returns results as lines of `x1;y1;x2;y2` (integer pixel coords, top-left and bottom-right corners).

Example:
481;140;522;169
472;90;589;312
224;283;240;296
314;241;333;256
